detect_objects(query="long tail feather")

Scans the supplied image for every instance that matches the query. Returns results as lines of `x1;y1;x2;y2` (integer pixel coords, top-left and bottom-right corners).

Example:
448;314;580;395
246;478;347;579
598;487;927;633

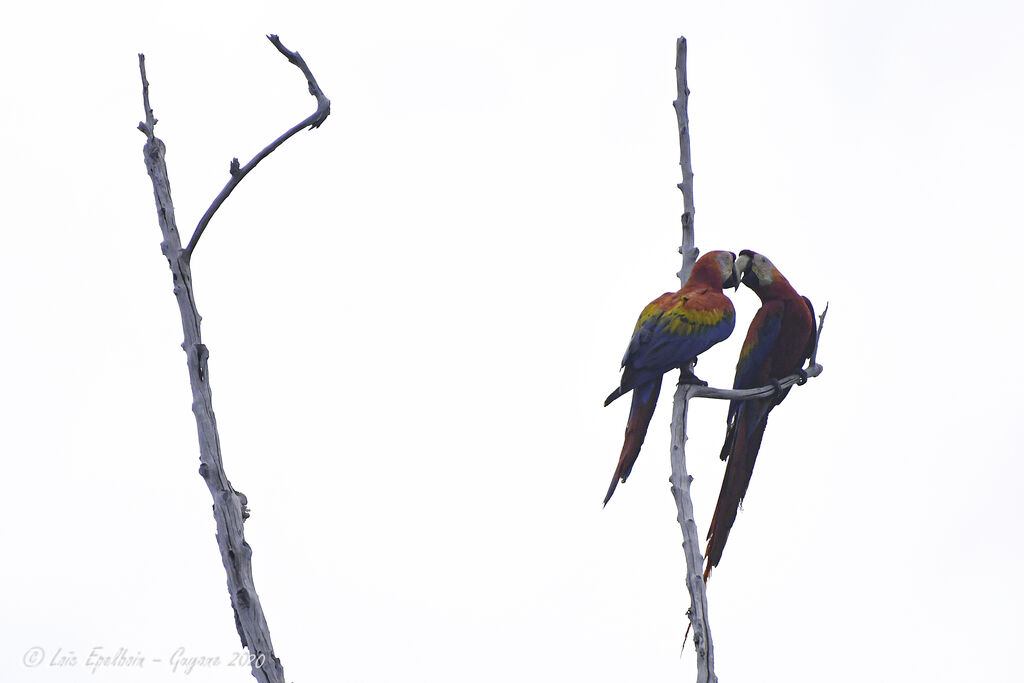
604;386;626;407
603;376;663;506
718;420;737;461
703;399;772;579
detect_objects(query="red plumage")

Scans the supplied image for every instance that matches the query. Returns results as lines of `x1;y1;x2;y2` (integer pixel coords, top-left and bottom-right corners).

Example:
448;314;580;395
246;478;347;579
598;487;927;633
704;250;815;581
604;251;739;506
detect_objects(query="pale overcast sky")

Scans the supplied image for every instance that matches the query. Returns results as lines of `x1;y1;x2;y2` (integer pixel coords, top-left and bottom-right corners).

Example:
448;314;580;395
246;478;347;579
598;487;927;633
2;1;1022;681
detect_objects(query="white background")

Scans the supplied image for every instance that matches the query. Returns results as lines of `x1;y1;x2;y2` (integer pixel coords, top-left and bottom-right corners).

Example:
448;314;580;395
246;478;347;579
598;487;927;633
2;1;1021;681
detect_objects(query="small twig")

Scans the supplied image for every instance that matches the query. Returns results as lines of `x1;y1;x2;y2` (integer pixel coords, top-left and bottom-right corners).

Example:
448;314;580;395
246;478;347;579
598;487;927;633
183;34;331;261
138;55;157;137
808;301;829;366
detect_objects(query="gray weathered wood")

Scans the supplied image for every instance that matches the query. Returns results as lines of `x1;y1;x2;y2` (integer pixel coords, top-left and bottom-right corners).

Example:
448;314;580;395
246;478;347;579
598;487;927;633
669;383;717;683
669;35;718;683
137;37;329;683
674;36;699;287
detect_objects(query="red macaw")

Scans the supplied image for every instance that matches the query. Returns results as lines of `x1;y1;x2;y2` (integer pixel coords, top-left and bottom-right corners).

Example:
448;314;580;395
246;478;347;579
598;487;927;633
704;250;816;580
604;250;740;506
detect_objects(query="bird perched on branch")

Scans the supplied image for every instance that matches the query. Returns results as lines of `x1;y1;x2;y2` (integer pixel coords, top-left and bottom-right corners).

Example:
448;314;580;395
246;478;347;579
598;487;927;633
603;250;739;506
704;250;815;581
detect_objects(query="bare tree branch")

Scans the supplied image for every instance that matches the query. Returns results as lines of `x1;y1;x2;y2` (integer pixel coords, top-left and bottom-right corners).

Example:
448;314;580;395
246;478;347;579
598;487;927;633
668;36;718;683
183;34;332;261
670;384;717;683
667;38;829;679
136;38;328;682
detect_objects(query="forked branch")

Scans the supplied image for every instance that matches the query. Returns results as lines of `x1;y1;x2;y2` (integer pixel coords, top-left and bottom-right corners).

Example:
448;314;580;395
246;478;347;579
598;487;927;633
668;36;828;676
137;37;329;683
183;34;332;261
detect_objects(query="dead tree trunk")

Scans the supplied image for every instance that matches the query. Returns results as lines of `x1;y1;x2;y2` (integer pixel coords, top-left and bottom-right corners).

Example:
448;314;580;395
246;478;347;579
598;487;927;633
668;36;718;683
668;35;827;683
136;35;330;683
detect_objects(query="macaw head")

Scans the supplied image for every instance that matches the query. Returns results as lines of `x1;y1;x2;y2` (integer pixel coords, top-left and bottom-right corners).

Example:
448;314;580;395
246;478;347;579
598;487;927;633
698;250;740;290
736;250;791;297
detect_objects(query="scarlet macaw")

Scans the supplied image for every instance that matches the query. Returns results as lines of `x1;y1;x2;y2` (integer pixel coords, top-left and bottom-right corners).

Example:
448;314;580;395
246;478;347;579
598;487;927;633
604;250;740;506
704;250;816;580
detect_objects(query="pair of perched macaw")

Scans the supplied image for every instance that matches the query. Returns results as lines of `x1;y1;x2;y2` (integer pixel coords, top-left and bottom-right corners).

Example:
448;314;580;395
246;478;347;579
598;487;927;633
604;250;815;582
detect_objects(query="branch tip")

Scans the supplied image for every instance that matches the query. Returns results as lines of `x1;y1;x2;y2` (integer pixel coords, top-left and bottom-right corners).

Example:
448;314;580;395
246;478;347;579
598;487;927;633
184;35;330;261
137;53;158;139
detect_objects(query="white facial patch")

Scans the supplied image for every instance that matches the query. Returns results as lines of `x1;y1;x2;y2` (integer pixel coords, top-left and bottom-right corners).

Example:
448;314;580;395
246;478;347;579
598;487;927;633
715;251;735;280
752;253;774;284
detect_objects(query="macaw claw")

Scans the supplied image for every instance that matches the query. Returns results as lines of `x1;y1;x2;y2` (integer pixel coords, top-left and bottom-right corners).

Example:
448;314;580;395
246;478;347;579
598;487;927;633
678;369;708;387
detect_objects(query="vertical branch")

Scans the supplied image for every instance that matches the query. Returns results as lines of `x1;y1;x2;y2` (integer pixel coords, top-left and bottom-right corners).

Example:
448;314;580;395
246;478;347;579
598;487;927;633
669;36;718;682
670;385;716;682
137;53;291;683
674;36;698;286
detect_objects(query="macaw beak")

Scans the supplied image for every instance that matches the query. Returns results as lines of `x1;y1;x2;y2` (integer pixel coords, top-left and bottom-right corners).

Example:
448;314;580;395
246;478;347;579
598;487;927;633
735;253;751;275
741;269;762;290
726;263;740;291
720;251;740;290
735;253;752;289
